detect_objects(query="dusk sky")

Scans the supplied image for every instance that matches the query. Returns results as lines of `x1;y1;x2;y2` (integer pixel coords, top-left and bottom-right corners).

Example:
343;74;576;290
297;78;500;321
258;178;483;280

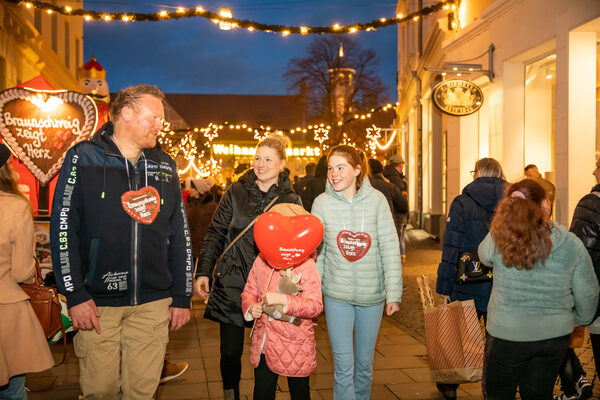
83;0;399;99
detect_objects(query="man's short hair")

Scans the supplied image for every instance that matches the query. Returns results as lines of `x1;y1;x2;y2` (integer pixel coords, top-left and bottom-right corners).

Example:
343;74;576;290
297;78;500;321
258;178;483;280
524;164;538;172
305;162;317;176
110;84;165;122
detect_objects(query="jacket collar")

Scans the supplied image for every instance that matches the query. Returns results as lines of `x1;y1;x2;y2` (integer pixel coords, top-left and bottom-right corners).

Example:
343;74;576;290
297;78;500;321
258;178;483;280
326;175;374;204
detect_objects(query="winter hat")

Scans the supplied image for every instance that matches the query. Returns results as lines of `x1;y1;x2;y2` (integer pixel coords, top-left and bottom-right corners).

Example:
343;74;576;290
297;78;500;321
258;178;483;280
389;154;404;164
191;178;214;194
0;143;11;168
368;159;383;174
270;203;309;217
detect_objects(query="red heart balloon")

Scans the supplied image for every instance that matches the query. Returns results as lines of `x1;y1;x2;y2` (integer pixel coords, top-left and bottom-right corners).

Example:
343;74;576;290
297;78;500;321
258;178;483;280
254;211;324;269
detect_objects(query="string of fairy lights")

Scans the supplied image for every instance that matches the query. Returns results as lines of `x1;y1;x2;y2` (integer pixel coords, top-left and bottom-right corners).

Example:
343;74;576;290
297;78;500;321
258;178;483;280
7;0;459;35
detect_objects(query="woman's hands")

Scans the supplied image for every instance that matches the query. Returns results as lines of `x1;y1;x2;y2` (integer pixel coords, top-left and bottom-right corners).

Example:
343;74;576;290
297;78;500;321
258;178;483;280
263;291;288;307
195;277;210;304
386;302;399;316
249;302;263;319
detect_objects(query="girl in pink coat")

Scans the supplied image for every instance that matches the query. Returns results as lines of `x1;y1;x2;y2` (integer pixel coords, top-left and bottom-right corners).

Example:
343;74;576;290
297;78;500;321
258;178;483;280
241;253;323;400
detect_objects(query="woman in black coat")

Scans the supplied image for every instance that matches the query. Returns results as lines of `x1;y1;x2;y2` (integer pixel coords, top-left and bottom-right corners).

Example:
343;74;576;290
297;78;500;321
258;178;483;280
194;136;301;400
435;157;506;400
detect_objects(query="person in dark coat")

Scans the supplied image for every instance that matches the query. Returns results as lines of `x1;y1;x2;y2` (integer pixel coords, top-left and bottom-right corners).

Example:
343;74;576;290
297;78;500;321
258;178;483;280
194;136;302;400
185;178;218;261
300;155;327;212
368;158;408;244
554;158;600;400
435;157;506;400
383;154;409;259
293;162;316;194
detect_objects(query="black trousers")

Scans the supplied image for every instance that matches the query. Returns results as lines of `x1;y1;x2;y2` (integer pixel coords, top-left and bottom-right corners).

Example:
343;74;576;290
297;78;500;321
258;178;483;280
557;347;586;396
220;323;245;399
254;354;311;400
482;333;569;400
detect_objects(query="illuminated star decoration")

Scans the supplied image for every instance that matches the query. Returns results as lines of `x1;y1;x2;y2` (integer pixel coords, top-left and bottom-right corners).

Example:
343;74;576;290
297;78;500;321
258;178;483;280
203;123;220;142
254;129;269;141
313;127;329;145
366;124;381;156
179;133;197;160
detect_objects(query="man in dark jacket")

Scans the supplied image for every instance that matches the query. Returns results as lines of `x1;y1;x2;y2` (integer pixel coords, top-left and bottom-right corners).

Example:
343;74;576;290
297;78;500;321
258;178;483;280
50;85;193;399
368;159;408;244
293;161;316;194
301;155;327;212
383;154;409;259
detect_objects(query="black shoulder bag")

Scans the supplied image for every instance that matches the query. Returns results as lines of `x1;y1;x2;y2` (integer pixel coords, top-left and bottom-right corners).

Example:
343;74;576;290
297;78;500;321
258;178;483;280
454;194;493;284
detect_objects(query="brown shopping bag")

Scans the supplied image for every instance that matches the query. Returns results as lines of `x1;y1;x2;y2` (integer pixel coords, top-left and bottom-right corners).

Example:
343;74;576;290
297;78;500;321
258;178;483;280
417;275;485;384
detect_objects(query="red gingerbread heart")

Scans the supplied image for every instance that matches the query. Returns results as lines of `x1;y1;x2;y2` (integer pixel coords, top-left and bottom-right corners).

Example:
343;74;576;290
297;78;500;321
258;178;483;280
58;130;72;141
121;186;160;225
337;230;371;262
254;211;324;269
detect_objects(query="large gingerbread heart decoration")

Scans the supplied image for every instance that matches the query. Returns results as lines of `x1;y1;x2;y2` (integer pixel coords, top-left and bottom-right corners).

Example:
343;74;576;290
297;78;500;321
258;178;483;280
254;211;324;269
0;88;97;185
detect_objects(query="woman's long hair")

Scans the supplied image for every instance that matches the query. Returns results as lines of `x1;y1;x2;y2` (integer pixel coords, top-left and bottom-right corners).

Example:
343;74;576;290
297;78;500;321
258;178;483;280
0;162;24;198
490;179;552;270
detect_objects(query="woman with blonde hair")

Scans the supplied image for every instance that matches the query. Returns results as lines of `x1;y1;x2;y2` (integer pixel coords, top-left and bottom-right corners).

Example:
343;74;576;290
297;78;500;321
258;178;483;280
0;143;55;398
194;135;301;400
479;179;599;398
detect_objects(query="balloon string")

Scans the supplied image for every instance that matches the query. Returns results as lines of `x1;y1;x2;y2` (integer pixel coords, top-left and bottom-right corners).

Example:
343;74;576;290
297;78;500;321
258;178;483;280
249;267;276;338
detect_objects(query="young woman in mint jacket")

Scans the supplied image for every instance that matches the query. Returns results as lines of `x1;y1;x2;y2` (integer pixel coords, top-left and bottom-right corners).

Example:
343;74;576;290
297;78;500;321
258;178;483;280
311;145;403;400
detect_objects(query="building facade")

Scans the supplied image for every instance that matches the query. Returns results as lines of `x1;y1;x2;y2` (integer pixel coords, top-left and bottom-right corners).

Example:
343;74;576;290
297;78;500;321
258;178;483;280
396;0;600;236
0;1;83;90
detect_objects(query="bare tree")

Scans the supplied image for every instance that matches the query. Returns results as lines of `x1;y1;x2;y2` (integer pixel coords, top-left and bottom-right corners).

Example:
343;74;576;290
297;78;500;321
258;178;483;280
284;35;389;144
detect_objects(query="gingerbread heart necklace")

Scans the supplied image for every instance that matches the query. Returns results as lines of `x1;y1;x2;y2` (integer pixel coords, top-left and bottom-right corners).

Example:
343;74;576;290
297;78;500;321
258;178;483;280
337;202;371;262
113;135;160;225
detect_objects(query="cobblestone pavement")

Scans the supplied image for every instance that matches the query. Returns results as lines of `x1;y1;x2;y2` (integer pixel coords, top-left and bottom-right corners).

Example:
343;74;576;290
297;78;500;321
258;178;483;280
394;227;600;398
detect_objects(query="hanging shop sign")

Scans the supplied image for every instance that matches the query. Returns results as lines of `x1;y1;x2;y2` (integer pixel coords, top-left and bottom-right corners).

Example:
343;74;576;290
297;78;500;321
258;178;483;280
213;144;321;158
433;80;483;116
0;87;97;185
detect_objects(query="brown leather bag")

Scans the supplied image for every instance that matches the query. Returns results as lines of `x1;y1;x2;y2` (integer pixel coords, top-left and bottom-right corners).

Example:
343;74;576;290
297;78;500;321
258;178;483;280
19;258;67;364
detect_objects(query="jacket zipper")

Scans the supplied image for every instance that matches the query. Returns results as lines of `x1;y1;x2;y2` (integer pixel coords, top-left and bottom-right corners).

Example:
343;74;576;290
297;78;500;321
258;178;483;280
132;160;139;305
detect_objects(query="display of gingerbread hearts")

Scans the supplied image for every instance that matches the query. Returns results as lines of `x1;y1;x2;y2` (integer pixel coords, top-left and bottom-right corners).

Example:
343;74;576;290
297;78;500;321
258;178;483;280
254;211;324;269
337;230;371;262
0;88;97;185
121;186;161;225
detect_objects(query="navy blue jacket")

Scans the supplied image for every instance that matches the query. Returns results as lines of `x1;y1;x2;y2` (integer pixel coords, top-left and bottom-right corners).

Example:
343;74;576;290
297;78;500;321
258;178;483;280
437;177;506;311
50;122;193;309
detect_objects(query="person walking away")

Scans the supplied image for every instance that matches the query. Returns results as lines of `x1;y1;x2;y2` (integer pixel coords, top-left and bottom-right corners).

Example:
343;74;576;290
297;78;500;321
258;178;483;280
479;179;599;399
524;164;556;211
383;154;409;261
0;143;55;399
554;158;600;400
435;157;506;399
368;159;408;255
194;136;302;400
311;145;402;400
241;204;322;400
301;156;327;213
50;85;193;400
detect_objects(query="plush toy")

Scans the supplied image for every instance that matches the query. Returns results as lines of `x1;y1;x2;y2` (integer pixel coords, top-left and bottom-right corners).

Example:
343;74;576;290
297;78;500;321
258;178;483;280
263;268;303;325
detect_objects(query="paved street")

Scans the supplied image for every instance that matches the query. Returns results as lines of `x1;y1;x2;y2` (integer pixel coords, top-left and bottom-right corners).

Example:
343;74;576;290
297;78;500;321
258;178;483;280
25;228;599;399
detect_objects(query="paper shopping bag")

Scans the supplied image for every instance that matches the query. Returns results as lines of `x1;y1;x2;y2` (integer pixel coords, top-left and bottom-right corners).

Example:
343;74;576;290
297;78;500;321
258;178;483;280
423;299;485;384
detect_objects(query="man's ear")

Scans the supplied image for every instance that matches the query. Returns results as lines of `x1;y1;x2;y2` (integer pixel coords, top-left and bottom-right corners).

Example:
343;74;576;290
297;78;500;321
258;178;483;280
120;106;133;124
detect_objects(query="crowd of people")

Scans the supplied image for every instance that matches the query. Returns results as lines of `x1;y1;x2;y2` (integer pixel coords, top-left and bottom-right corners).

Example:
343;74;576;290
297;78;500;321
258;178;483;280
1;83;599;400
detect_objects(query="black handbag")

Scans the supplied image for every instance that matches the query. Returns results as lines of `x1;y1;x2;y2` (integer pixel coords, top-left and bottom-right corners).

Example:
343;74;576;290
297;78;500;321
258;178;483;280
454;194;493;284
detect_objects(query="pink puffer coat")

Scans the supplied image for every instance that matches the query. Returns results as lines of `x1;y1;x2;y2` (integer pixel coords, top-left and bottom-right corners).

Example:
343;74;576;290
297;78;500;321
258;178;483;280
241;255;323;377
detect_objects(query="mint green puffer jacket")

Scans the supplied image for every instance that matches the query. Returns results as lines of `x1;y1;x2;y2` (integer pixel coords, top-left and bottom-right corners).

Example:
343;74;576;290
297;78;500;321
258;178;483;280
311;178;403;306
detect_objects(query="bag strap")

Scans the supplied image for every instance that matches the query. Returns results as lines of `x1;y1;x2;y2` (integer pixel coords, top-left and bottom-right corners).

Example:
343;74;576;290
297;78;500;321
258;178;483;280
211;195;280;278
464;192;491;230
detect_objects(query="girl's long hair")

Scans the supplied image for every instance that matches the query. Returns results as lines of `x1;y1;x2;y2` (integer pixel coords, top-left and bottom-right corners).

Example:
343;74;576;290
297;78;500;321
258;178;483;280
490;179;552;270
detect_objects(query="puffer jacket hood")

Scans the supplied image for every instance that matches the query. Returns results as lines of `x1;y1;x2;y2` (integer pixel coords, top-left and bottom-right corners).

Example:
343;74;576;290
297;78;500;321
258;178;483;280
324;174;374;204
462;176;505;212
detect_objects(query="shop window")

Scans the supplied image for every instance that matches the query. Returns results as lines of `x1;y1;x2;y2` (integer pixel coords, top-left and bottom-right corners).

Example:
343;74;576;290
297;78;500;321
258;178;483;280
51;13;58;53
524;54;556;180
34;9;41;32
64;22;70;71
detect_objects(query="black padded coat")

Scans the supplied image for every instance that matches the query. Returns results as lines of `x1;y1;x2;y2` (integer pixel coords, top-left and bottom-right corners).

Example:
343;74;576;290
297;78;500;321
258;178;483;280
196;169;301;327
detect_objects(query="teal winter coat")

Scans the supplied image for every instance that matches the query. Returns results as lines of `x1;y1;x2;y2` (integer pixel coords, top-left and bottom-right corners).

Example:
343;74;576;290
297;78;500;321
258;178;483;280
311;178;403;306
478;222;599;342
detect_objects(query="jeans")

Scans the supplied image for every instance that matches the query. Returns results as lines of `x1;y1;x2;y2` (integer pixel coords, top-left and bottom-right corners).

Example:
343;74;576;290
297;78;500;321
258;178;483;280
399;224;407;255
324;297;384;400
253;354;310;400
483;333;569;399
219;323;245;399
0;375;27;400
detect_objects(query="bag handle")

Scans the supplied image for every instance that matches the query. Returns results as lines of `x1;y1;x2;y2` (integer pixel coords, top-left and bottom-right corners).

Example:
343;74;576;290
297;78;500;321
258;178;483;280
464;192;491;230
210;195;280;279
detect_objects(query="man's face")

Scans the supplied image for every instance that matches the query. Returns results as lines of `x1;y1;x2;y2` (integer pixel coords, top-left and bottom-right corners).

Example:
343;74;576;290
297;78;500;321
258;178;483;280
525;166;541;179
396;162;405;174
123;95;165;150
